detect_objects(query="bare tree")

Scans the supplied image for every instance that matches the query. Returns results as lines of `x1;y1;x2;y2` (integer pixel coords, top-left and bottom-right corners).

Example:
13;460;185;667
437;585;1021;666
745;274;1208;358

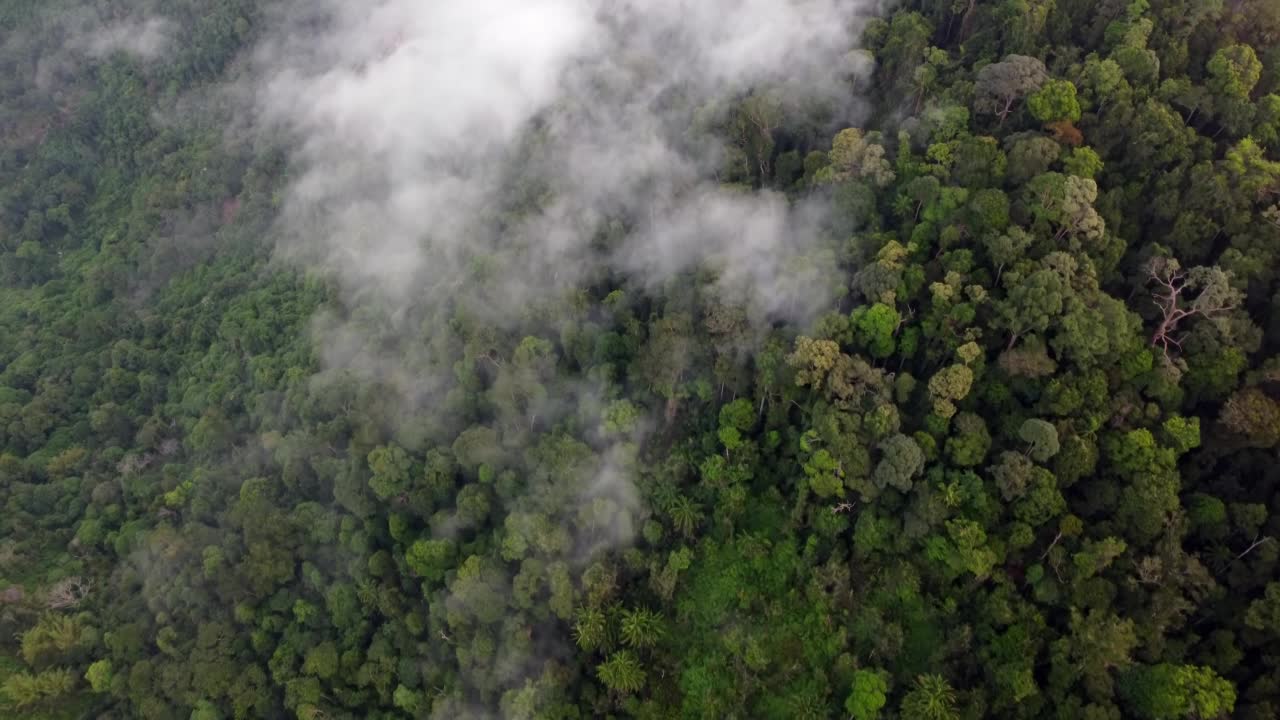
1145;256;1242;360
159;438;181;456
1235;535;1274;562
0;540;18;569
46;576;92;609
974;55;1049;125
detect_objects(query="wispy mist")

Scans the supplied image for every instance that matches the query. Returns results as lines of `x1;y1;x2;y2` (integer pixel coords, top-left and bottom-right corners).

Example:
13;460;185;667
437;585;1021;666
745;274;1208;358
251;0;874;317
236;0;878;713
25;9;175;92
82;16;174;60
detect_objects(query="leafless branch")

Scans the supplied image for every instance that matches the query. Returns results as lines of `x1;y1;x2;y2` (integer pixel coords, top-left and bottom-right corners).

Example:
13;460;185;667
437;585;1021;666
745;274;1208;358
1146;258;1237;360
1039;530;1064;561
46;576;91;609
1235;535;1273;561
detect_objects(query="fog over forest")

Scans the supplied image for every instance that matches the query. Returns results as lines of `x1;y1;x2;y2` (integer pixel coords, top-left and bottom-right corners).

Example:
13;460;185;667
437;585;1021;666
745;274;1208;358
1;1;1280;719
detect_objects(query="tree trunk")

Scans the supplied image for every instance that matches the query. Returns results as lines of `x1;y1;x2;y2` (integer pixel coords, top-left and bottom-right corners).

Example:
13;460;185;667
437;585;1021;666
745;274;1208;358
959;0;978;42
998;96;1015;126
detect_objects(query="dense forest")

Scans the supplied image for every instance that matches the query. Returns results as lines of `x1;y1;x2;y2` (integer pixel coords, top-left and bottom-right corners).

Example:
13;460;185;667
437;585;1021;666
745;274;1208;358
2;0;1280;718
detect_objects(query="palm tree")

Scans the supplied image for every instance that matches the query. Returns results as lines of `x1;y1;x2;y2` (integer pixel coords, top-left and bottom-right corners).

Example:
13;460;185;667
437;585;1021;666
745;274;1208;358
572;607;609;652
597;651;646;694
669;495;704;539
900;674;959;720
620;607;664;649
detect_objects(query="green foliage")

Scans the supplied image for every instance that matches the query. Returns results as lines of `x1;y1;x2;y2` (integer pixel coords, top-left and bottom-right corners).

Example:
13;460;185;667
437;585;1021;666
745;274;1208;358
1018;418;1060;461
406;537;454;583
2;668;76;709
873;434;925;492
946;412;991;467
21;614;84;668
302;642;338;680
1064;146;1104;179
1;3;1277;718
597;651;646;693
84;659;112;693
845;669;889;720
1161;415;1201;455
900;674;959;720
816;128;896;187
1028;79;1083;123
852;303;900;359
804;448;844;498
1220;387;1280;447
974;55;1050;123
1120;664;1236;720
366;443;411;500
1208;44;1263;99
1245;584;1280;643
574;607;611;652
620;608;664;649
927;364;974;418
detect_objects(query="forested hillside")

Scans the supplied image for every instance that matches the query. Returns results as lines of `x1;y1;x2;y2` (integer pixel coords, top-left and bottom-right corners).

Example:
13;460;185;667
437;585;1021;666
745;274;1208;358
2;0;1280;719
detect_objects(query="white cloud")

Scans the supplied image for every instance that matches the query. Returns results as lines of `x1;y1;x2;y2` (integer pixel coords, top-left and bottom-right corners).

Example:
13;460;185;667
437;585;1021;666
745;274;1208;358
252;0;876;316
84;17;175;59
